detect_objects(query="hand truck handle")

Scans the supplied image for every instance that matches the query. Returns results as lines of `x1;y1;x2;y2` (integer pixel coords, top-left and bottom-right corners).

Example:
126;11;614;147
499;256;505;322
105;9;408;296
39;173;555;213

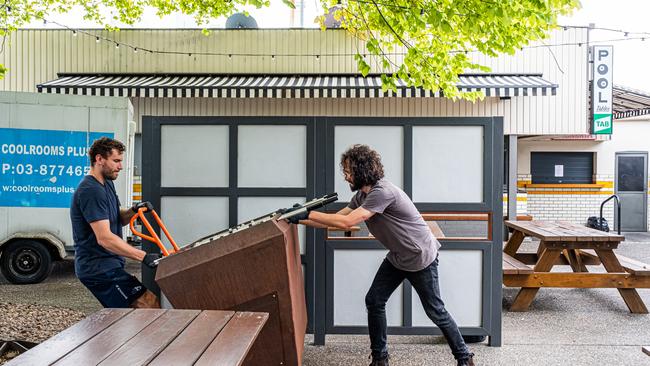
129;207;180;256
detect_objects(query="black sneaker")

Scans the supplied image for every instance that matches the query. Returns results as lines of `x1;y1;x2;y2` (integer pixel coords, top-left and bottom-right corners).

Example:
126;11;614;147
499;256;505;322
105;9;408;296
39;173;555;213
368;353;389;366
457;353;475;366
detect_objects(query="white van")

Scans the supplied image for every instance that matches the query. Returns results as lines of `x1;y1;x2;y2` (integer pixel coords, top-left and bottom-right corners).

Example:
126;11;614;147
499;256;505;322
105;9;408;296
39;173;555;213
0;91;134;284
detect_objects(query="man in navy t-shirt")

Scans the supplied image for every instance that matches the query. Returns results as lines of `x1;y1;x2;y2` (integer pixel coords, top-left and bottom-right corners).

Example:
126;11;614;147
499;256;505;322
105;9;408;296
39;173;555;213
70;137;161;308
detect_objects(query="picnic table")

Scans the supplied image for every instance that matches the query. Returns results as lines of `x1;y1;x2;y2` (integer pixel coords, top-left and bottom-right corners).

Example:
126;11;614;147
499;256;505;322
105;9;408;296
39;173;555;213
6;308;268;366
503;220;650;313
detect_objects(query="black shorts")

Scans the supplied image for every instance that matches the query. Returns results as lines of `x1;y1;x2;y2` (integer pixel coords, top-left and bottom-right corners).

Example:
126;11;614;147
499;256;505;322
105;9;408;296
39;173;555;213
79;268;147;308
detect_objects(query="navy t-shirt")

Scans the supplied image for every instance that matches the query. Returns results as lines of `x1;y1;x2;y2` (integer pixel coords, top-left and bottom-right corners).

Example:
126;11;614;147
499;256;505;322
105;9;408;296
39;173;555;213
70;175;125;279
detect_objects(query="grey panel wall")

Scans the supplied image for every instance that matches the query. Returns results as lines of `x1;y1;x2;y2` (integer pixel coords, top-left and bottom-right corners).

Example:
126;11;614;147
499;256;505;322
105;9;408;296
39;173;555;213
320;117;503;347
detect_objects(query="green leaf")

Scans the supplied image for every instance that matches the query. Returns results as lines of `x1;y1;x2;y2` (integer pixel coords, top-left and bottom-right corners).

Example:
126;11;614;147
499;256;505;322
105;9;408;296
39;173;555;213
281;0;296;10
0;0;579;102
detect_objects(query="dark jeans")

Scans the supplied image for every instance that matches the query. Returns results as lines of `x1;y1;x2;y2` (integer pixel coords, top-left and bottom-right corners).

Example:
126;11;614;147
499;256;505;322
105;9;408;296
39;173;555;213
365;257;471;361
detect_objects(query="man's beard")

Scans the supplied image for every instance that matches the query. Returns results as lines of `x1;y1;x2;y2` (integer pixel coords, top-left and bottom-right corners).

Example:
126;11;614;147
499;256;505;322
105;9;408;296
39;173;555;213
102;167;119;181
349;181;362;192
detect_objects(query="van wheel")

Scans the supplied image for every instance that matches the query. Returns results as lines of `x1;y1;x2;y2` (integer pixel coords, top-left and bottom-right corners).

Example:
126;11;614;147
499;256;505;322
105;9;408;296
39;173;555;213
0;240;53;284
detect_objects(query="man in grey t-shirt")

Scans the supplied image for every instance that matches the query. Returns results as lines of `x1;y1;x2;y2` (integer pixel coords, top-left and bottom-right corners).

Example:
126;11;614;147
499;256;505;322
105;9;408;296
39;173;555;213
285;144;474;366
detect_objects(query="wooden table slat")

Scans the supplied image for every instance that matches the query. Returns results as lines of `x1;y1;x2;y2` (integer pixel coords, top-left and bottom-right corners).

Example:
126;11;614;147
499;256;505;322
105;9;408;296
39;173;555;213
194;312;269;366
523;221;575;241
532;221;585;241
529;221;576;241
506;220;626;243
4;309;133;366
52;309;166;366
505;221;555;241
551;223;595;242
97;309;200;366
555;221;614;241
555;220;624;241
147;310;235;366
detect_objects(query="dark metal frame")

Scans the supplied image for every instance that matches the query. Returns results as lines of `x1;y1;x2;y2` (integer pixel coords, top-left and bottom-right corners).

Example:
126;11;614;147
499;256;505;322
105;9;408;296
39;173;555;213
143;115;504;347
314;117;503;346
142;116;317;330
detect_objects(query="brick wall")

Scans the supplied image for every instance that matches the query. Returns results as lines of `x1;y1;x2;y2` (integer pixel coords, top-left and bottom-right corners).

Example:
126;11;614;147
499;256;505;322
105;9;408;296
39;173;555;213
527;193;614;225
507;176;650;231
513;174;616;227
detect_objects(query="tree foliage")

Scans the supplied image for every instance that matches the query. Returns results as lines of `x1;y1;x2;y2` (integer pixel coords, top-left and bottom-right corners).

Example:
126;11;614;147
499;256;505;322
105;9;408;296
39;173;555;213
0;0;579;100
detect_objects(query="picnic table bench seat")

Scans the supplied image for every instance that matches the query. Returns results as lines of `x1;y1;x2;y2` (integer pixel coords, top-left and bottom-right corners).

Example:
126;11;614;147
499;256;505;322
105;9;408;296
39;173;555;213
577;250;650;276
502;253;533;275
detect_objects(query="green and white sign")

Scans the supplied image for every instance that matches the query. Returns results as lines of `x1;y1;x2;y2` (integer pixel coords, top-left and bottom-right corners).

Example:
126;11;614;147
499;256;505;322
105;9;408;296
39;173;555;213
592;46;613;135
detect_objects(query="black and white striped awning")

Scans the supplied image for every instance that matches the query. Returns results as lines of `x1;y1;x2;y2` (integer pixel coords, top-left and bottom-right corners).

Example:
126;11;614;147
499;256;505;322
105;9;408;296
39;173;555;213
37;73;558;98
613;85;650;119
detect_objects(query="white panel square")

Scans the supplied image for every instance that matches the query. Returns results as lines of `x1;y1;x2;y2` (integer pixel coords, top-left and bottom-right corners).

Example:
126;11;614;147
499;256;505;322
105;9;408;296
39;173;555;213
238;125;306;187
160;196;229;250
334;126;403;202
238;196;307;255
334;250;403;326
411;250;483;327
412;126;483;202
161;125;229;187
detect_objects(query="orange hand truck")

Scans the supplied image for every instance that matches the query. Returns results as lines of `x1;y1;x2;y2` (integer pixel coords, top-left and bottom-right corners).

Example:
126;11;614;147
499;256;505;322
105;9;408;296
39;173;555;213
129;207;180;257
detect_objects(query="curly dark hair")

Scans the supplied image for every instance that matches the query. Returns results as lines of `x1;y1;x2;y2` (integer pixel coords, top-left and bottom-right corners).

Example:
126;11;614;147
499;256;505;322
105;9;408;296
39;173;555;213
88;137;125;166
340;144;385;189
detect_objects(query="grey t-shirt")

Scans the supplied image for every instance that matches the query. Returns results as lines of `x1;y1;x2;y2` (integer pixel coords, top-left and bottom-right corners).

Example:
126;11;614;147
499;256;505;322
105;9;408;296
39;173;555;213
348;179;440;271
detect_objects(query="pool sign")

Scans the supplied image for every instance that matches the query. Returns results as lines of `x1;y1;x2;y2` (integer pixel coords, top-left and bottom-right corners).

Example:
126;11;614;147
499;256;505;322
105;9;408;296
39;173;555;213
592;45;613;135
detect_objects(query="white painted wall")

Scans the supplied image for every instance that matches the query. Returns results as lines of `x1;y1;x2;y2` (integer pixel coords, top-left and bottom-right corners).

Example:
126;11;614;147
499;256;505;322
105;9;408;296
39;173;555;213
518;120;650;176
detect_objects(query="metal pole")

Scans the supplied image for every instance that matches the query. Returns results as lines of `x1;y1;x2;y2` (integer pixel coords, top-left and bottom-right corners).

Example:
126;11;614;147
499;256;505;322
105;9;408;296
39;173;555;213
507;135;518;223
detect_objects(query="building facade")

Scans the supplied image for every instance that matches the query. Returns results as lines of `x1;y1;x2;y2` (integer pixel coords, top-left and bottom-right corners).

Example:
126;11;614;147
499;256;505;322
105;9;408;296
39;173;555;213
1;26;616;347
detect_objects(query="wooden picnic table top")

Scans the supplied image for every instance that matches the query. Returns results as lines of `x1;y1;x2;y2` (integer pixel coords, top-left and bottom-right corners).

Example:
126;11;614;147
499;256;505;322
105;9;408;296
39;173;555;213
6;308;268;366
505;220;625;242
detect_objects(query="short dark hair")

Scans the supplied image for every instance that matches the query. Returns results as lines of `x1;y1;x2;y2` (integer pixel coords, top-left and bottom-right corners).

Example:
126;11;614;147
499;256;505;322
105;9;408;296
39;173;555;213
88;137;125;166
340;144;385;187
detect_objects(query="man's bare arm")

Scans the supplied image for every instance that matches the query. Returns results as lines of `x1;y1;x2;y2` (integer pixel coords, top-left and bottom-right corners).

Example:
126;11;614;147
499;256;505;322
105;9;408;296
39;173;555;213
119;208;136;226
90;219;146;261
307;207;374;229
297;207;354;229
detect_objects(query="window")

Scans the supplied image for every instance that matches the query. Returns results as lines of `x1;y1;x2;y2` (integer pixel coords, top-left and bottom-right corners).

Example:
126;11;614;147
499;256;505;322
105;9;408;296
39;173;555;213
531;152;594;184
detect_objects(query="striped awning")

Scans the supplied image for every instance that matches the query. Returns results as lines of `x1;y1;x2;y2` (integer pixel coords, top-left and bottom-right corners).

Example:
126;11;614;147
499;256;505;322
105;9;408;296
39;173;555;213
37;73;558;98
613;85;650;119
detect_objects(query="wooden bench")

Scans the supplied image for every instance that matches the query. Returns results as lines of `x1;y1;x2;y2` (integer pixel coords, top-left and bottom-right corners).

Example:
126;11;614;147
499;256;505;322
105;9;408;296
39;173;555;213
503;253;533;275
6;309;268;366
577;250;650;276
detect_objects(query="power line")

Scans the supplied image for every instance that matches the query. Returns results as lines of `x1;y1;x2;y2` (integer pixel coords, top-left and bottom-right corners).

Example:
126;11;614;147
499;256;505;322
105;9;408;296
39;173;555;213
562;24;650;37
36;17;650;60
